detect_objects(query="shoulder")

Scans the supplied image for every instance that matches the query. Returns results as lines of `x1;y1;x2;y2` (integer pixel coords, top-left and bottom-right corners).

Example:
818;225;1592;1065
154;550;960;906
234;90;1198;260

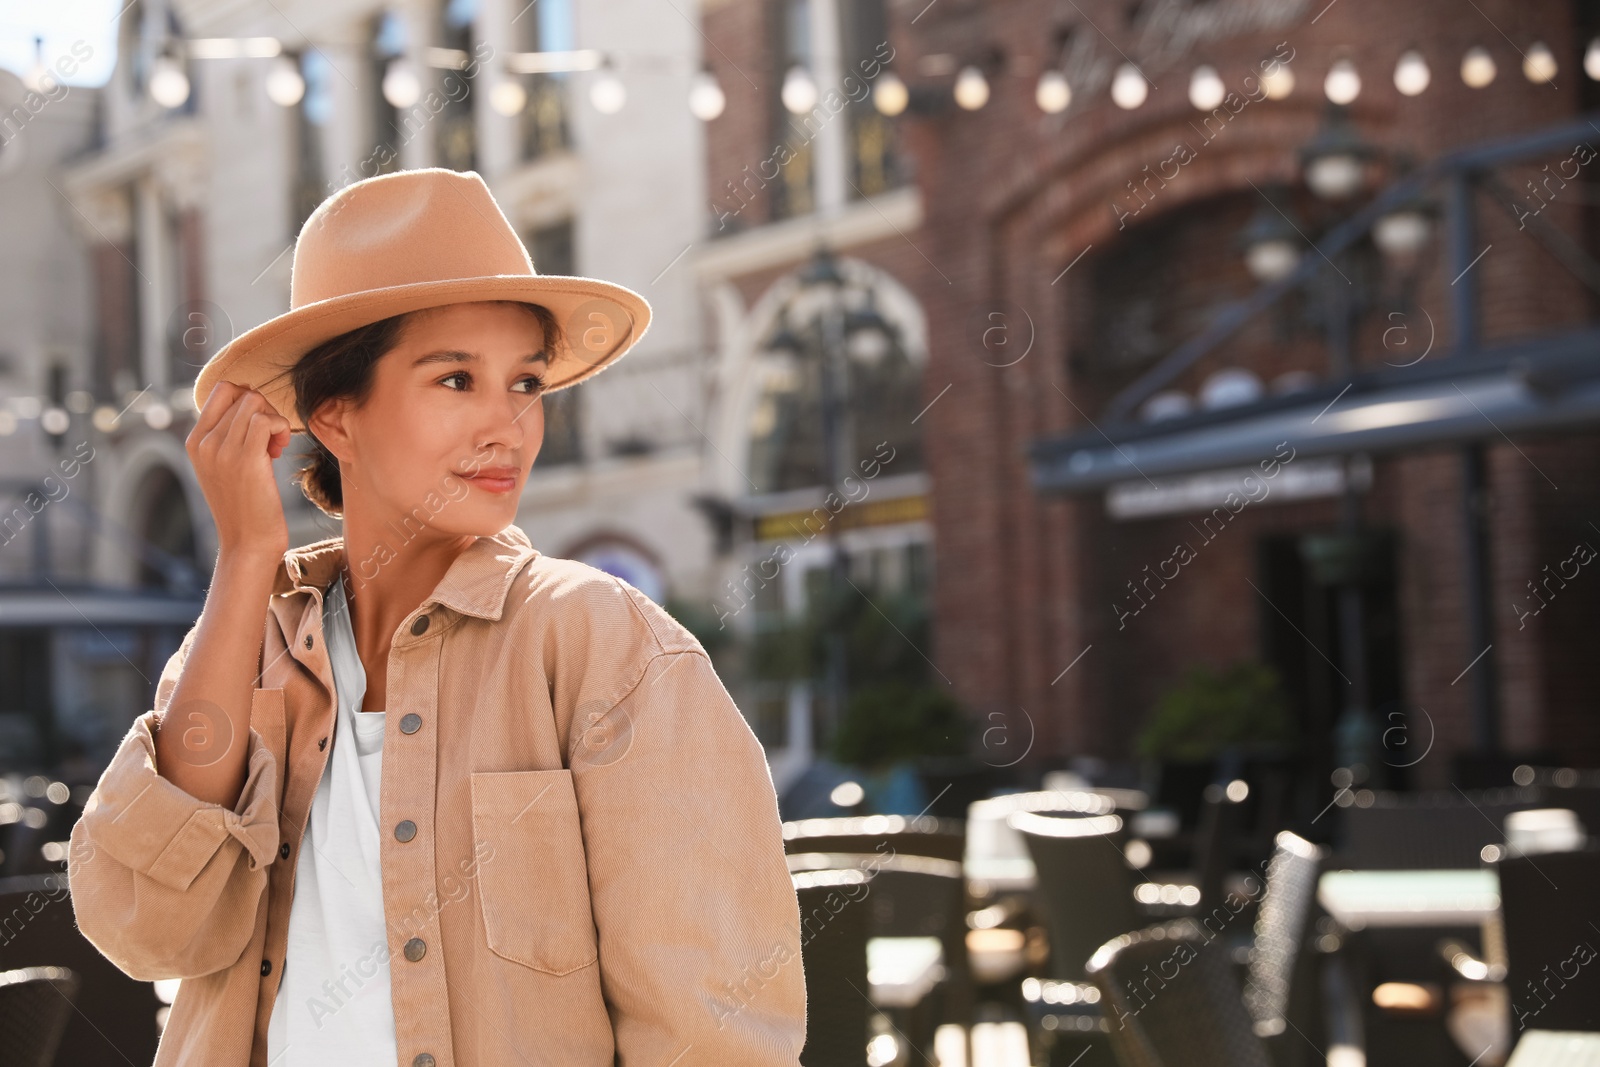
509;553;704;661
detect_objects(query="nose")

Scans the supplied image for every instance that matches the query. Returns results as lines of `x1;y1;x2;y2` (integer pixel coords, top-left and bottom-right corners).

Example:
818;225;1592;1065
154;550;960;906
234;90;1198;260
475;388;532;456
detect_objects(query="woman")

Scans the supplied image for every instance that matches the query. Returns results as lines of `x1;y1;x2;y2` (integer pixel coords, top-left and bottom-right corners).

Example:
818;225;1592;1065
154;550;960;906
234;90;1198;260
67;168;807;1066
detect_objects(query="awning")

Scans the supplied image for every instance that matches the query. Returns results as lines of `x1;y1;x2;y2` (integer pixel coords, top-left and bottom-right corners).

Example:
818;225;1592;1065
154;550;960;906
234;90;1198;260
0;585;204;628
1028;329;1600;494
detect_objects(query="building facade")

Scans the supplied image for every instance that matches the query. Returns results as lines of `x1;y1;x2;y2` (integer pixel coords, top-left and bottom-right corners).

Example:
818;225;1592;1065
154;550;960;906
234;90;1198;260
886;0;1600;793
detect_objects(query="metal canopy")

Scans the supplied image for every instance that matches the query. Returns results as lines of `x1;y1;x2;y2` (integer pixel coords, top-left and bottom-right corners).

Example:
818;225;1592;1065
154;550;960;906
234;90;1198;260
0;585;204;628
1028;329;1600;494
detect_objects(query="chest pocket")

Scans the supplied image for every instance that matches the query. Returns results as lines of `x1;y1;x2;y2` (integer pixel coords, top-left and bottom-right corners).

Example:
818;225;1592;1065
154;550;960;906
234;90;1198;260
469;768;599;975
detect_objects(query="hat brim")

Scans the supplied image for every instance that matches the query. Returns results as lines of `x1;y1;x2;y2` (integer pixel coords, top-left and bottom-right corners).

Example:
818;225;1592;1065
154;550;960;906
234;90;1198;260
194;274;651;433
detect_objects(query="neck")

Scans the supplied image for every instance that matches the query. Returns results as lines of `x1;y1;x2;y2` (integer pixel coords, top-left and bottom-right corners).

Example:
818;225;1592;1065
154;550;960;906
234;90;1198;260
338;503;477;652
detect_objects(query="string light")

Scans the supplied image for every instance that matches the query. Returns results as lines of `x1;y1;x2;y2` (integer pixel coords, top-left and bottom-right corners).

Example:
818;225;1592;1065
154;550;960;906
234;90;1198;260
688;69;726;120
1110;63;1148;109
953;65;989;110
874;70;909;116
1461;46;1497;88
1189;65;1225;110
1523;42;1557;85
781;64;818;114
264;54;306;107
1035;69;1071;113
148;54;190;108
589;62;626;114
1262;58;1295;99
1394;50;1430;96
1324;58;1361;104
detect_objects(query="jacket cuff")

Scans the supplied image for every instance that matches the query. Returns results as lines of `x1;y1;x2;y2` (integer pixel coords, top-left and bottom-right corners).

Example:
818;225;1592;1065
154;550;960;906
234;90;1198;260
86;712;280;893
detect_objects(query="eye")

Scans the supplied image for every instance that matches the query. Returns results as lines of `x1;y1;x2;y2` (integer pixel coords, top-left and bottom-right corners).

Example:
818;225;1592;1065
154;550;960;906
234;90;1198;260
516;372;548;394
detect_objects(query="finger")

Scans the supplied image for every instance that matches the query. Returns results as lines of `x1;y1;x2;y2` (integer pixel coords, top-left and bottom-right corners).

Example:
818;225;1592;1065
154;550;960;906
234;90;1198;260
191;380;244;441
236;406;279;461
217;390;270;455
198;384;257;455
266;427;292;461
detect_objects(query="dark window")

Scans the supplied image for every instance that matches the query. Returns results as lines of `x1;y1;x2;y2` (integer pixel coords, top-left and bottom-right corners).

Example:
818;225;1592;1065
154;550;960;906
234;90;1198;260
513;0;574;161
435;0;479;172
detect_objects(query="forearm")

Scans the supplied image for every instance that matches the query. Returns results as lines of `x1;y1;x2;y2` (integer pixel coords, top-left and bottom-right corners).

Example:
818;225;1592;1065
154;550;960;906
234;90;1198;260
154;547;280;809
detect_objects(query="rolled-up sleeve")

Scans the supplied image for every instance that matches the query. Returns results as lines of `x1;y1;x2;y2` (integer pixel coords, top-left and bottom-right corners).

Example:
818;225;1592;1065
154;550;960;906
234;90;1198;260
571;648;807;1065
67;635;281;981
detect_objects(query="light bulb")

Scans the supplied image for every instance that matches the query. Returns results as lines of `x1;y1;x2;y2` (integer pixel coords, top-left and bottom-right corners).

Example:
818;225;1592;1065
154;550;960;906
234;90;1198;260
1035;69;1070;113
265;55;305;107
874;71;909;116
1461;46;1496;88
953;65;989;110
1189;64;1225;110
1262;60;1294;99
489;77;526;116
382;58;421;108
149;55;190;108
782;64;818;114
689;70;726;120
1111;63;1148;109
1523;42;1557;84
1394;50;1430;96
1586;37;1600;80
1324;58;1360;104
590;68;625;113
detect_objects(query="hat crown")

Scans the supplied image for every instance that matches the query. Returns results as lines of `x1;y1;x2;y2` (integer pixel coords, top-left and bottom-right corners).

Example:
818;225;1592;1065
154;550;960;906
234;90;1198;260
290;168;534;310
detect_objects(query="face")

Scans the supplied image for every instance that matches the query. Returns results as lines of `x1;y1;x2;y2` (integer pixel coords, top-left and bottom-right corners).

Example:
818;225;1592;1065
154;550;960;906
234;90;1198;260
310;300;549;539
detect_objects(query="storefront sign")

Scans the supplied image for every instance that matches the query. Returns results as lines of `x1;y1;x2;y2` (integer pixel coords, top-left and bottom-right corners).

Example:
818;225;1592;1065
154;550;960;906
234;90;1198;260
1107;456;1363;520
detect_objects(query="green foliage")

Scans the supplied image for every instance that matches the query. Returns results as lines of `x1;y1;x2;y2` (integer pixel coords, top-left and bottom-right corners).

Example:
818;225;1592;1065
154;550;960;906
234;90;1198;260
832;679;972;768
1135;661;1294;762
662;595;735;656
748;570;971;767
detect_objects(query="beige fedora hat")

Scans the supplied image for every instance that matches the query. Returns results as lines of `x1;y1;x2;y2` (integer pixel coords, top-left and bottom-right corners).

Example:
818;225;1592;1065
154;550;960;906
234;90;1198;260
194;167;651;433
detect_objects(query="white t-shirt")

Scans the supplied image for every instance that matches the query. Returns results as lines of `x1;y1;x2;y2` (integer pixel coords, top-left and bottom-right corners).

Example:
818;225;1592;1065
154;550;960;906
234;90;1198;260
266;572;398;1065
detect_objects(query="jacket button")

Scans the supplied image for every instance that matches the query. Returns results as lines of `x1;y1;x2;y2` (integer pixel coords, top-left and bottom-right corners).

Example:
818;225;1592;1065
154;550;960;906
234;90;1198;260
279;842;290;859
411;614;430;636
319;736;328;750
403;937;426;962
304;634;314;649
261;959;272;977
394;820;417;842
399;713;422;734
413;1056;436;1067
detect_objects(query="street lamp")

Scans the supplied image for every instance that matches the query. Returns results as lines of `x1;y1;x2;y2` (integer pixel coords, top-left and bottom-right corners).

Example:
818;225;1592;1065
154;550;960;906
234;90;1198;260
761;245;902;749
1299;103;1378;201
1238;185;1304;284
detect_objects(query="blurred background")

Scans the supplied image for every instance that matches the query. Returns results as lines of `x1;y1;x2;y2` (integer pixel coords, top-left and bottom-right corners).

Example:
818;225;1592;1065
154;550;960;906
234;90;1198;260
3;0;1600;1065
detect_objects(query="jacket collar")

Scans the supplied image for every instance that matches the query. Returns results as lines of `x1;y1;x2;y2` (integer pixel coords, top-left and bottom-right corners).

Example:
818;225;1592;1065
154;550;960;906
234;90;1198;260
271;522;541;622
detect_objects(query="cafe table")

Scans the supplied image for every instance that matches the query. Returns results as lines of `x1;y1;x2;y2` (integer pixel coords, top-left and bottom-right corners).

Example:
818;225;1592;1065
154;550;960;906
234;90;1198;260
1317;868;1501;929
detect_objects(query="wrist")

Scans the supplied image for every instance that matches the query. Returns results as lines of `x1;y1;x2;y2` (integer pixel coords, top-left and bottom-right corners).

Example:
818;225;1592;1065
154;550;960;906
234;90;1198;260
217;542;284;576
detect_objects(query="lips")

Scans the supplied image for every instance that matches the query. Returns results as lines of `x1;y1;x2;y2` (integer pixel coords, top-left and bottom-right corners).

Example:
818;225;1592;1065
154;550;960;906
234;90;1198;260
463;466;520;493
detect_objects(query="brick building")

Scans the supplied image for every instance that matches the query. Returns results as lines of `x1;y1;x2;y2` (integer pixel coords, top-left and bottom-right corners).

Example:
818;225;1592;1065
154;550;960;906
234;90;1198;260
702;0;1600;796
886;0;1600;790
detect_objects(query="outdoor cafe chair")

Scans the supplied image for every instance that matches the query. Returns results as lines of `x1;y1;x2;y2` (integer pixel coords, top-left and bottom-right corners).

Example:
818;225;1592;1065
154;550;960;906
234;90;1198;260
1087;918;1275;1067
0;875;162;1063
1505;1030;1600;1067
1499;846;1600;1032
1337;788;1542;869
788;851;969;1067
782;814;966;864
794;866;876;1067
1242;831;1323;1031
1011;810;1141;984
0;965;80;1067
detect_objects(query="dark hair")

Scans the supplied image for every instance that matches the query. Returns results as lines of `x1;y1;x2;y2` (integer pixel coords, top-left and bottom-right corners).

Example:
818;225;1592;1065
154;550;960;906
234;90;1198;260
286;300;562;517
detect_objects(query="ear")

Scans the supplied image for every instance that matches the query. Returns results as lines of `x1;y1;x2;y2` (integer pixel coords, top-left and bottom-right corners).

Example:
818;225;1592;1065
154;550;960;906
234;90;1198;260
307;397;357;466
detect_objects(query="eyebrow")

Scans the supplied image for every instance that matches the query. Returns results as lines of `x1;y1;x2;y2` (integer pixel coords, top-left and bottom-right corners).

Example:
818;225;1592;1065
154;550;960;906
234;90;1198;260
411;349;550;368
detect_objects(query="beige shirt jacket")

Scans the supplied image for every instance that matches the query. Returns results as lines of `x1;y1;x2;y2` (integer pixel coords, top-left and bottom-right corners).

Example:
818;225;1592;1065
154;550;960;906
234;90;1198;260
67;524;808;1066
